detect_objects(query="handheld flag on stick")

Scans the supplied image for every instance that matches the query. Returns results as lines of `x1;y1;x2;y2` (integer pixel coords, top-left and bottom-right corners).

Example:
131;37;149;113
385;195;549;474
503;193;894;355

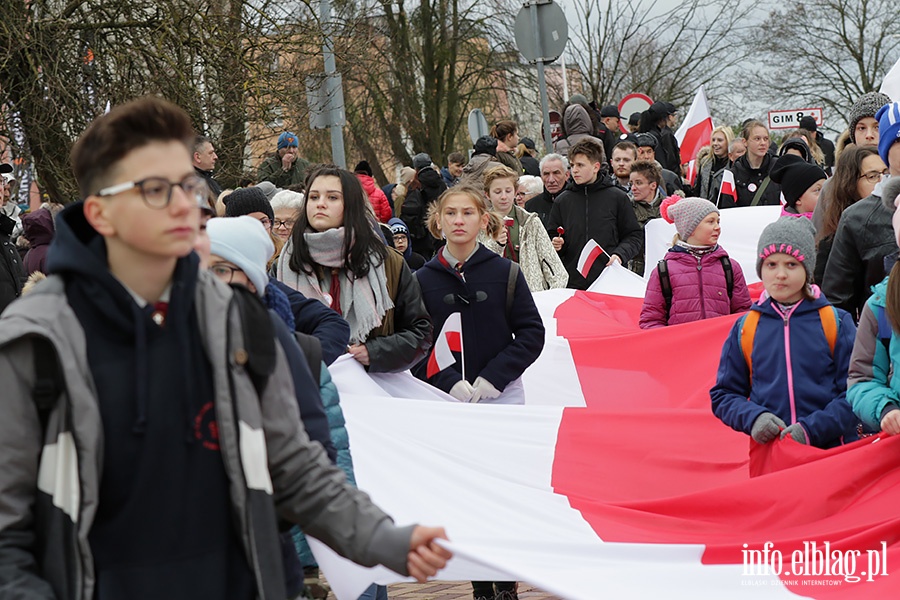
426;312;464;379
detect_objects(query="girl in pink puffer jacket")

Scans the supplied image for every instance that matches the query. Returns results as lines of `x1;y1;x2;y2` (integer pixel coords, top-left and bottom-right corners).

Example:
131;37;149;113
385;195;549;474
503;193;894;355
640;196;751;328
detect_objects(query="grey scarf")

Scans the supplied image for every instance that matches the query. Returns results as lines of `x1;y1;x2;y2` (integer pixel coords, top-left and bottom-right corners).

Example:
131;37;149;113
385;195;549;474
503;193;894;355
277;227;393;344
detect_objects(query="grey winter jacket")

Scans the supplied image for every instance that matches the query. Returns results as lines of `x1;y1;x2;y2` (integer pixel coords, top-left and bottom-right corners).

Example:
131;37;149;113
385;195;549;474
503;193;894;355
553;105;605;159
0;273;413;600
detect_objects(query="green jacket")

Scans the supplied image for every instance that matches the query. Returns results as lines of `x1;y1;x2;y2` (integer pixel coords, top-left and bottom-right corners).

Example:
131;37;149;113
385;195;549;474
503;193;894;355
257;154;311;188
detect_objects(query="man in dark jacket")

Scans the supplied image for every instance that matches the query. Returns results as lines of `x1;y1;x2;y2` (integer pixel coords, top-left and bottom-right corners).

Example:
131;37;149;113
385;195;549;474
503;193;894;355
634;133;682;196
401;153;448;258
526;153;570;231
192;135;222;198
799;116;835;175
0;211;25;312
548;139;643;290
598;105;622;165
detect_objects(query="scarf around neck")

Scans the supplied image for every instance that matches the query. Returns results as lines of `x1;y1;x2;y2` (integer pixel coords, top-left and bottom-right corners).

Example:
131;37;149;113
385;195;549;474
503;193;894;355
276;227;393;344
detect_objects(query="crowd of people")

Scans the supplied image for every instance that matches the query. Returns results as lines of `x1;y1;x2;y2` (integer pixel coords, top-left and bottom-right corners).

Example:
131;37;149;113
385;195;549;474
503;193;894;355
2;85;900;600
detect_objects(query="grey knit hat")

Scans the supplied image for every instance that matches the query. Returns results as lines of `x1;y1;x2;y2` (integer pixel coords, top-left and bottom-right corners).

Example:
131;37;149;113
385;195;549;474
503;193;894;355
661;196;719;240
848;92;892;144
756;217;816;280
881;176;900;213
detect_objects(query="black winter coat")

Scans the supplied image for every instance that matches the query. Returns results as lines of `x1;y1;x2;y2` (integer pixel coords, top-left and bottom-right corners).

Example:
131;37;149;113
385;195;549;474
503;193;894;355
547;176;643;289
822;194;898;321
413;245;544;393
726;153;781;208
400;168;448;258
0;214;24;313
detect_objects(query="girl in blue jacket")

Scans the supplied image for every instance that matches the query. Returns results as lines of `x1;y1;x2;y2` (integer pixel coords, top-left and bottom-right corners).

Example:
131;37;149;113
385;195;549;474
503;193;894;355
414;185;545;406
710;217;859;449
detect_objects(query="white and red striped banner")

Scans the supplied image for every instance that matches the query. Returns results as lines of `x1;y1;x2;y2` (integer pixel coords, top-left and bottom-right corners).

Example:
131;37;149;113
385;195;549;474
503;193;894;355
313;209;898;599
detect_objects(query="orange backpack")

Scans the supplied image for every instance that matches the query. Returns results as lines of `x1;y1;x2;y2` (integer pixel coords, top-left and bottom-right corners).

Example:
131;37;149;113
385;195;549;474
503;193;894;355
739;306;839;379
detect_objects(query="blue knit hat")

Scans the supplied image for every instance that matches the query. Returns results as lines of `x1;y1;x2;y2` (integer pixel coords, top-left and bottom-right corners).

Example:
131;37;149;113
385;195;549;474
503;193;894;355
277;131;298;150
207;216;274;298
876;102;900;168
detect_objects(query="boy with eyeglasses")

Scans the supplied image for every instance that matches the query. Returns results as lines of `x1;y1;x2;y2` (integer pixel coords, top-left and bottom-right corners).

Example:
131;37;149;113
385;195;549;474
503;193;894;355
0;96;450;600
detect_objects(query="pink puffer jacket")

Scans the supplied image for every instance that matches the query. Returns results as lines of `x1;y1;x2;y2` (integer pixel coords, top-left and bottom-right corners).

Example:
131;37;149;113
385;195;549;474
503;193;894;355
640;245;752;329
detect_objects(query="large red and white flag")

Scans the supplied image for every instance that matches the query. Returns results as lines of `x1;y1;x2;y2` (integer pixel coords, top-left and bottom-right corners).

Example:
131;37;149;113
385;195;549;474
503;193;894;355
675;86;714;166
426;312;462;378
718;169;737;206
315;213;896;599
577;239;603;278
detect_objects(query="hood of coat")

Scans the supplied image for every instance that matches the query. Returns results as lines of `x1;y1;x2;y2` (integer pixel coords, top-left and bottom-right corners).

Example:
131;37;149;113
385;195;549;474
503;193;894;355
563;105;593;136
21;208;55;246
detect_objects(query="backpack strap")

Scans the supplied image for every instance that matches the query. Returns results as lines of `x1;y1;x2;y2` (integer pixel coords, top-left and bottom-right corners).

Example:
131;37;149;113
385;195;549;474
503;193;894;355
740;310;761;380
657;259;672;316
230;285;277;397
506;261;519;321
719;256;734;299
817;305;839;356
293;331;323;388
876;305;893;355
750;176;771;207
32;336;63;436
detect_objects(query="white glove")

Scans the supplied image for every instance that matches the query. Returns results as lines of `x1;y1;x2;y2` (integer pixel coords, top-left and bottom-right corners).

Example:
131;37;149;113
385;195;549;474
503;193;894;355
471;376;501;403
449;379;475;402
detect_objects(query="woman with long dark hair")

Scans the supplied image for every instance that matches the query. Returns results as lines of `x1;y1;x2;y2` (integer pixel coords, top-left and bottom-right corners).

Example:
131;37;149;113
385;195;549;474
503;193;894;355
278;165;432;372
814;146;886;285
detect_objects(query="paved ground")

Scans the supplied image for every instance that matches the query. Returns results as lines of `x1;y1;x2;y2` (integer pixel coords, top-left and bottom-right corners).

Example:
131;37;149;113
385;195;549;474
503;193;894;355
314;570;563;599
387;580;563;599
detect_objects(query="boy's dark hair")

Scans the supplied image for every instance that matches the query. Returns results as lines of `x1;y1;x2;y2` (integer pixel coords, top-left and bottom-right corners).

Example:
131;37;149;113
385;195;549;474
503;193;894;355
568;139;606;166
71;96;195;199
447;152;465;165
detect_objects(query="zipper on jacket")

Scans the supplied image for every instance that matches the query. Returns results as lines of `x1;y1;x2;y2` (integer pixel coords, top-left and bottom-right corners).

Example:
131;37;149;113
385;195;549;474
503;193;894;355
772;302;802;424
696;255;706;319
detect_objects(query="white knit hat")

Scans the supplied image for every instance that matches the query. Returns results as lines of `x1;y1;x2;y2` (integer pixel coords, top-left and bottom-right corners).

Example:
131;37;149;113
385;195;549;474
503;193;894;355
207;216;274;297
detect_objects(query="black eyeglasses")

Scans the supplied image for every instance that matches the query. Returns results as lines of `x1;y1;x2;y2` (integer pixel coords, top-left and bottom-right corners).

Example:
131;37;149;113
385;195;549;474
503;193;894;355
209;263;240;283
273;219;295;229
96;174;209;209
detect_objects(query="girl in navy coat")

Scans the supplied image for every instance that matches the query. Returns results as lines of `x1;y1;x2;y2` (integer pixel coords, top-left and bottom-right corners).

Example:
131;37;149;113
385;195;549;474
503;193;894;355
710;217;859;449
414;186;545;406
414;185;543;600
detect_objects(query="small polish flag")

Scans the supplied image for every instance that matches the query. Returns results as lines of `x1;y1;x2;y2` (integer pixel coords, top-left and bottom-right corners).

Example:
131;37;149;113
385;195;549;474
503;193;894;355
426;312;463;378
577;240;603;279
718;169;737;206
685;159;698;187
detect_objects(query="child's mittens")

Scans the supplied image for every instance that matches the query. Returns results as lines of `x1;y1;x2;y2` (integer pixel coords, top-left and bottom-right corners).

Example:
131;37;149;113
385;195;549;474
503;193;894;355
779;423;807;444
450;379;475;402
471;376;501;403
750;413;786;444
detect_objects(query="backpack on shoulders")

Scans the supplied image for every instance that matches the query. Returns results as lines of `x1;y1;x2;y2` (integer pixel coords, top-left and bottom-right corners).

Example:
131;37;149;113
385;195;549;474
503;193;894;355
739;305;839;379
657;255;733;319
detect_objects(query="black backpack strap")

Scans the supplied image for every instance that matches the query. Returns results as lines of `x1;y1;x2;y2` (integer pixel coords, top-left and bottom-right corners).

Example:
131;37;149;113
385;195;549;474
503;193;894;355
657;259;672;316
293;331;323;388
506;262;519;321
719;256;734;298
230;285;277;397
32;336;63;436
